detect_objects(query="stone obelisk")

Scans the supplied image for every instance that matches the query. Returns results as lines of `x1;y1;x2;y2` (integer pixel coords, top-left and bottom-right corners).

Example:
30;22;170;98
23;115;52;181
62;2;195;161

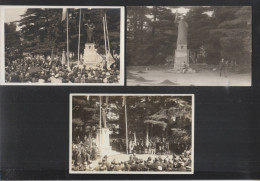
174;17;189;70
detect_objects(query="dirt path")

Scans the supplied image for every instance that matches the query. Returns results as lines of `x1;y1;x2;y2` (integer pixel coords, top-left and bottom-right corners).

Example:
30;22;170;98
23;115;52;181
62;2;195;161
127;66;251;86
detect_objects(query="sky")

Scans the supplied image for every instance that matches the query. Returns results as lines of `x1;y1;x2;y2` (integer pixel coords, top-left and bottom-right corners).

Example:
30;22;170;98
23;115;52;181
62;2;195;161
147;6;190;15
169;7;190;14
5;8;27;23
5;6;192;23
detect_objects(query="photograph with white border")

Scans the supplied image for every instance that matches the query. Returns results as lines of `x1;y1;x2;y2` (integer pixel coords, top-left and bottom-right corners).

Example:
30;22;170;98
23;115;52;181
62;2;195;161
69;94;194;174
0;6;125;85
127;6;251;86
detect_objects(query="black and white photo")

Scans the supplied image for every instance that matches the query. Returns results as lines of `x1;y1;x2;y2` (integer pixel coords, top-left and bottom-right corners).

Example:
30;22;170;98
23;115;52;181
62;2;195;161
1;6;124;85
127;6;251;86
70;94;194;173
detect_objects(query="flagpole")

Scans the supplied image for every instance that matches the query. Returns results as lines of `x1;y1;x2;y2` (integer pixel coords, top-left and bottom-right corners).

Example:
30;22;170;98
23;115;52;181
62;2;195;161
124;96;128;154
67;10;70;69
99;96;102;146
103;16;108;67
105;13;110;54
77;9;81;66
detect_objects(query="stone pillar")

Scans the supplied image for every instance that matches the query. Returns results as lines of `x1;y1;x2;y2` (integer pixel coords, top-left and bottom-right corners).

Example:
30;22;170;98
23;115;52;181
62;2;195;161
174;44;189;70
83;43;103;68
96;128;112;157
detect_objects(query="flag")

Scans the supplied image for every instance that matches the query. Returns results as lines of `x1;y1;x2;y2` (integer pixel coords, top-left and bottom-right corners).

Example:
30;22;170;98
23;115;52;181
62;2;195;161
122;96;125;106
175;10;178;23
146;127;149;147
100;96;103;105
61;8;67;21
87;96;90;101
106;96;109;105
61;50;66;65
134;131;136;145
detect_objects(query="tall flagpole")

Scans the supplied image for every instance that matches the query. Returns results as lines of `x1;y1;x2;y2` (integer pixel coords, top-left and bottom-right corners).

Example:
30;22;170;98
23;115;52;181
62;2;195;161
77;9;81;66
67;10;70;69
124;96;129;154
103;16;108;67
99;96;102;146
105;13;110;54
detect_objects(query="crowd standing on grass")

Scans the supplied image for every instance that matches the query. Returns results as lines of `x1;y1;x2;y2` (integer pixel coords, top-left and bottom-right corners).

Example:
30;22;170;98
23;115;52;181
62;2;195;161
5;55;120;83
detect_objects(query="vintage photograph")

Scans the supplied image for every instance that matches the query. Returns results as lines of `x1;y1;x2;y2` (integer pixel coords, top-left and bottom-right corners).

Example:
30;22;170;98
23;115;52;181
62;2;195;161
70;94;194;173
127;6;251;86
1;6;124;85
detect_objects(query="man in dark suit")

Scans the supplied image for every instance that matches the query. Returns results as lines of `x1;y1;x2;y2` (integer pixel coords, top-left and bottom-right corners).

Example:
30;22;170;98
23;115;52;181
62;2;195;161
151;157;161;171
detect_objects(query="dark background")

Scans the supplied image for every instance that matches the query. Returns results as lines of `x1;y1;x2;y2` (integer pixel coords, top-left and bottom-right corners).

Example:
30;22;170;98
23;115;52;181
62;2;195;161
1;0;260;179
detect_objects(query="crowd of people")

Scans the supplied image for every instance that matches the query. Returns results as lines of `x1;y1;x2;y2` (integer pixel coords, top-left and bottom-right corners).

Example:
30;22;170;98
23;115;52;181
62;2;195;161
72;136;99;164
71;150;192;172
71;134;192;172
5;55;120;83
128;137;170;155
110;137;171;155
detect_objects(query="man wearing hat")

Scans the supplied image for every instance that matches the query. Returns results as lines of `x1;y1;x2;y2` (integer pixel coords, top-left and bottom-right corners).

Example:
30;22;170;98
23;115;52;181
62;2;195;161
145;161;152;171
124;161;130;171
157;165;163;171
73;162;80;171
95;161;102;171
113;161;122;171
100;163;107;171
133;153;138;161
130;160;138;171
83;161;88;171
128;155;134;165
152;157;162;171
167;160;174;171
102;156;110;170
136;159;146;171
86;160;94;171
110;159;116;171
119;161;125;171
173;157;182;171
161;159;168;171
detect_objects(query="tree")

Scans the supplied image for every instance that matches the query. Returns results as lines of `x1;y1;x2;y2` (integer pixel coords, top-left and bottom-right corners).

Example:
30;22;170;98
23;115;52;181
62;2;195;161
16;8;121;60
185;6;220;64
19;8;64;58
5;22;22;65
210;6;251;70
127;6;251;68
127;6;176;66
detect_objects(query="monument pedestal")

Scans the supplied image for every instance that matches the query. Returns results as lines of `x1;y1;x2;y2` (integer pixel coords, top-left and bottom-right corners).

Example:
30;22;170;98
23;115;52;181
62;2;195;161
83;43;103;68
174;44;189;70
96;128;113;157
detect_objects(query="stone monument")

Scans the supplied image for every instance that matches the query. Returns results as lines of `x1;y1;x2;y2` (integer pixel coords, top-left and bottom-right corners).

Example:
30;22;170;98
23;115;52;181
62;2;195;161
96;103;113;157
83;21;103;68
174;16;189;70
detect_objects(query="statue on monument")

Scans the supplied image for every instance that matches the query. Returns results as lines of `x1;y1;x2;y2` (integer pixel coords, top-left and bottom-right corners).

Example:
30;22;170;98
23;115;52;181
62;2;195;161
101;104;107;128
174;12;189;71
177;16;188;45
84;20;95;43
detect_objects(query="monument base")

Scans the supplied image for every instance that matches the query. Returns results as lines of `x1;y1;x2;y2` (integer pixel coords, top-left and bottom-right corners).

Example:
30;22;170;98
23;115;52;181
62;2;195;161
83;43;104;69
174;44;189;70
96;128;116;157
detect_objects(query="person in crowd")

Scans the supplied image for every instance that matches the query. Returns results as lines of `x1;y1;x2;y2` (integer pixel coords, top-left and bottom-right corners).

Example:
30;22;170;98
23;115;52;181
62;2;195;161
219;58;228;77
73;150;192;172
5;55;120;83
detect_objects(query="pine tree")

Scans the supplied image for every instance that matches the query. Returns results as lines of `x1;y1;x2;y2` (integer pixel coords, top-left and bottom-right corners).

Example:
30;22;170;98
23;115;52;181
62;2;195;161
5;22;22;65
211;6;251;70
